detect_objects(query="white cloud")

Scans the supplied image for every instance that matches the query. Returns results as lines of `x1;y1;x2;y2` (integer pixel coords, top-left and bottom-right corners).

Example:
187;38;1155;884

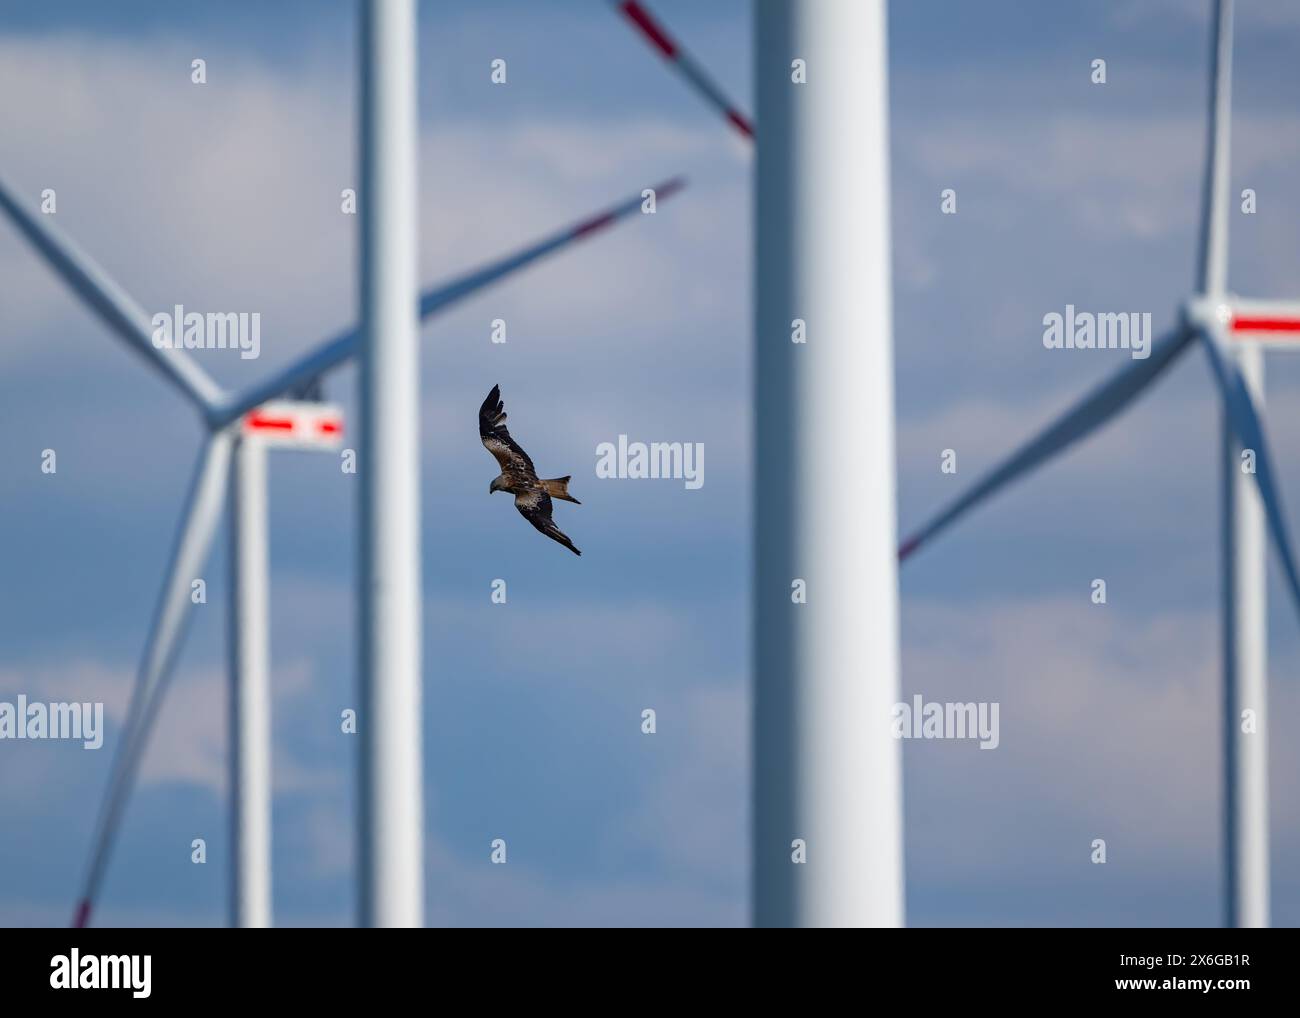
0;34;738;391
0;654;323;796
902;111;1300;245
902;594;1300;911
602;683;747;886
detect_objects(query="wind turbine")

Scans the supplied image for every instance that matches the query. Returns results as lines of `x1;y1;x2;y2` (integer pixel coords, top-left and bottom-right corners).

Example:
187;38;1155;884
230;399;345;928
752;0;902;928
897;0;1300;929
616;0;900;927
620;0;1300;928
357;0;421;929
0;159;683;927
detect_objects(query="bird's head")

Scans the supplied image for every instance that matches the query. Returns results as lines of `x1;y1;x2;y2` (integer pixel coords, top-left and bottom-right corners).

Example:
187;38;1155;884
489;475;506;495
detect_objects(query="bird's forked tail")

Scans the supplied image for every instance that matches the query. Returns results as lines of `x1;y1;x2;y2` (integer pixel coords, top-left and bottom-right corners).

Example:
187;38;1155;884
543;476;580;504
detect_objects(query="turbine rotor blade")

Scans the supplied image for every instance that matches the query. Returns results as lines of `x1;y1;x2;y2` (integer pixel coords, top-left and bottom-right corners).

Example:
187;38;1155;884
899;324;1196;561
0;174;224;414
213;178;685;427
1197;325;1300;614
73;430;234;928
610;1;754;139
1196;0;1234;296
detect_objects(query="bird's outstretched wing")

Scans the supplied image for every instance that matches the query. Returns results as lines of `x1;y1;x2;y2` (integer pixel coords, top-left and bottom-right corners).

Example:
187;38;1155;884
515;488;581;556
479;384;536;478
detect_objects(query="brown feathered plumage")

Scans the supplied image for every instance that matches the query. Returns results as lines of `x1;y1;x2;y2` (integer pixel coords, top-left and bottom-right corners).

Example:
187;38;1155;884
480;384;582;555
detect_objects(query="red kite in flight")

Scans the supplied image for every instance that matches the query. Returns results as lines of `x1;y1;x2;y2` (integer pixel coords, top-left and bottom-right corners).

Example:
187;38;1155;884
480;384;582;555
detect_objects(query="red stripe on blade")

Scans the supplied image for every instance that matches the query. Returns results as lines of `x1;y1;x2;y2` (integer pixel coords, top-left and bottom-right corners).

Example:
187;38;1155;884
573;212;617;239
727;109;755;138
621;1;678;58
1231;315;1300;334
246;412;295;432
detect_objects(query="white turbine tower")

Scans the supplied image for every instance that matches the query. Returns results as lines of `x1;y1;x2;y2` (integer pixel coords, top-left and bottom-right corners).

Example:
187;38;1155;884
1200;0;1269;930
898;0;1300;929
0;163;683;927
230;400;344;928
618;0;901;928
357;0;422;929
753;0;903;928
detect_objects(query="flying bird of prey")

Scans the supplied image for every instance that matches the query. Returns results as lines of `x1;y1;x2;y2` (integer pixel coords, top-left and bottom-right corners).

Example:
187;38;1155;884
480;384;582;556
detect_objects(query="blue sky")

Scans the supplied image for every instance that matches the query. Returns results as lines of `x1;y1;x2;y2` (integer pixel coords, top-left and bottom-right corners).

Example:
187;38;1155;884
2;0;1299;927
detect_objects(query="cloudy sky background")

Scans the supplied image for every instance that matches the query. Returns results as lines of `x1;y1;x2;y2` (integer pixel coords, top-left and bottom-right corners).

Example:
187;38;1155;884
1;0;1299;926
